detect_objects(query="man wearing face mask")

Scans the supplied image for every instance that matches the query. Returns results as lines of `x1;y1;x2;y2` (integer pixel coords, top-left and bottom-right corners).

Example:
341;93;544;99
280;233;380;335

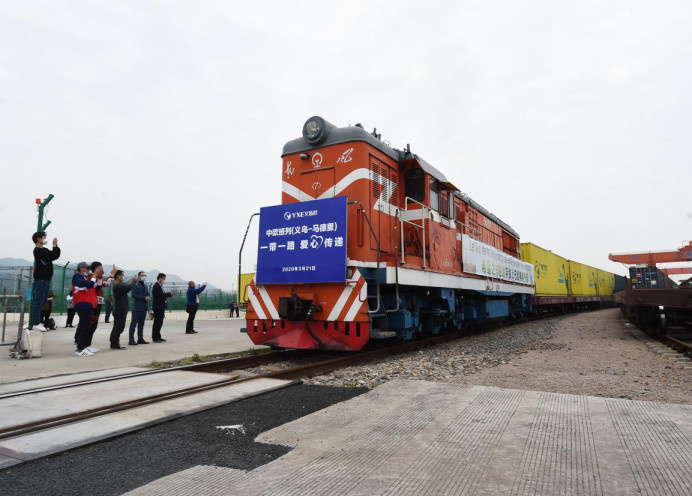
128;271;151;345
30;231;60;331
110;270;138;349
85;261;117;352
72;262;97;356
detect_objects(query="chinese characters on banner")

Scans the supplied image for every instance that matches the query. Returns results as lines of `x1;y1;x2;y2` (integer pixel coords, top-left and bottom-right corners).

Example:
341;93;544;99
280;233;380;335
256;196;348;284
461;234;535;286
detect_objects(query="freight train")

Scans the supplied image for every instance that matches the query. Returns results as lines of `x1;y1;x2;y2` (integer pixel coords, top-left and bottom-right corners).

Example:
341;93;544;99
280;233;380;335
242;117;619;350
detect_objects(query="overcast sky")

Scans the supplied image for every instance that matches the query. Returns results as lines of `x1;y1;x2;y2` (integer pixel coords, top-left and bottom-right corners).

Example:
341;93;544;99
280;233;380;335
1;0;690;288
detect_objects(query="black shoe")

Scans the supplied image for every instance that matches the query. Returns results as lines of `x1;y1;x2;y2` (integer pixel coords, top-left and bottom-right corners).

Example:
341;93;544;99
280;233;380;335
153;339;164;343
185;330;197;334
129;341;137;345
110;345;126;350
137;340;149;344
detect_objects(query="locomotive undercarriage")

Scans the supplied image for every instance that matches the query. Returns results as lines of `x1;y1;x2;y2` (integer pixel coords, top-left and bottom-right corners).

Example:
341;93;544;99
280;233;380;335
362;270;532;342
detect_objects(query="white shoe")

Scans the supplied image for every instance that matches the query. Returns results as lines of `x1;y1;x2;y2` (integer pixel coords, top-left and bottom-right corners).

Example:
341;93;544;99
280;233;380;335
32;323;47;331
75;349;94;357
86;346;100;353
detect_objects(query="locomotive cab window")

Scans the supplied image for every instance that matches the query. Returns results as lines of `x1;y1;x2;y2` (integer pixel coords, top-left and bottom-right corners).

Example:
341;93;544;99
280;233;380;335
439;188;454;220
429;178;439;212
404;168;425;203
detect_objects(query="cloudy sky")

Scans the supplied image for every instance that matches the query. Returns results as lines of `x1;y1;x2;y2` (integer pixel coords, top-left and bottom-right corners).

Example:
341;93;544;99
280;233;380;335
1;0;690;288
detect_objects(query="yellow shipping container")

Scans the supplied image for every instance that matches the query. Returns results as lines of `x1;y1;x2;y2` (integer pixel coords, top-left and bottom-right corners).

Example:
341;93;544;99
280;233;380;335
596;269;615;296
520;243;570;297
568;261;598;297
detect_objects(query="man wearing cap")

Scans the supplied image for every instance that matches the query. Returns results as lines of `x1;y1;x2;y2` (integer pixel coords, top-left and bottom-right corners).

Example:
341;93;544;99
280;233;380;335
30;231;60;331
72;262;97;356
85;261;117;352
128;271;150;345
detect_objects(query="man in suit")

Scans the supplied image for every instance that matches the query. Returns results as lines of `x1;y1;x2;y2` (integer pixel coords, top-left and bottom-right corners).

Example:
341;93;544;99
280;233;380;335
110;270;137;349
151;273;176;343
128;271;150;345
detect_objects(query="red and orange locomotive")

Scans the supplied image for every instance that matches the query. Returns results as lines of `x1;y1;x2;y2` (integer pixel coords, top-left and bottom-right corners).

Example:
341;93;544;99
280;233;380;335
243;116;534;351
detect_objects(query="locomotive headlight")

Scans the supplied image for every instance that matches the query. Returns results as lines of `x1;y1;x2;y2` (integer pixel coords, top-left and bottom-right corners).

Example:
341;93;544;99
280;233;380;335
303;116;327;144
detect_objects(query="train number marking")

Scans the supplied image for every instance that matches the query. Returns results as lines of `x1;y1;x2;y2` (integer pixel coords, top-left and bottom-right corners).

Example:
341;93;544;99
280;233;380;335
312;152;323;168
284;161;294;177
336;147;354;164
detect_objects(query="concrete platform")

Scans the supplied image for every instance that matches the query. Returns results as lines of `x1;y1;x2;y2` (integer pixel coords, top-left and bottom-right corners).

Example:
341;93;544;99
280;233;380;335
129;380;692;496
0;371;295;469
0;317;261;384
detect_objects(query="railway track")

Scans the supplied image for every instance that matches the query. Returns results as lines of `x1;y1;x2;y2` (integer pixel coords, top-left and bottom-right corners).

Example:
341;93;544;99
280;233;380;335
0;311;591;443
0;332;469;442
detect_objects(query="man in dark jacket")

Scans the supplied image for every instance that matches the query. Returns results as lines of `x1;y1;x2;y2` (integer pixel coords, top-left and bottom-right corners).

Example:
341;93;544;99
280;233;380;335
128;271;150;345
104;295;113;323
185;281;207;334
110;271;138;349
31;231;60;331
151;273;176;343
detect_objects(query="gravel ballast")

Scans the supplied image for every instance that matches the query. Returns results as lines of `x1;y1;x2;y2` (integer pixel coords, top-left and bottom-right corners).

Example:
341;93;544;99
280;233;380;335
305;308;692;404
0;385;367;496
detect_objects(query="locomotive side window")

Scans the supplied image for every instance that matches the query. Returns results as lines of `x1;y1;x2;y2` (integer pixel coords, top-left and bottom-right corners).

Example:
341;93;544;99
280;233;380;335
439;188;454;220
429;178;439;211
404;168;425;203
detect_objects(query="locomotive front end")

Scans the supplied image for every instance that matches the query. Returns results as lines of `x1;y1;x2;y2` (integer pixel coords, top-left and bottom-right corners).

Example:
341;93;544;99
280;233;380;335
243;117;383;350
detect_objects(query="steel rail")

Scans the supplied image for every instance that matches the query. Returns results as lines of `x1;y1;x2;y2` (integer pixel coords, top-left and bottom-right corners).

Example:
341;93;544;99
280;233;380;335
0;375;250;440
0;349;308;400
0;331;476;441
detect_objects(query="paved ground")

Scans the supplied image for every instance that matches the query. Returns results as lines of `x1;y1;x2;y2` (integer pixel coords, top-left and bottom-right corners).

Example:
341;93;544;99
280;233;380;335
0;385;367;496
0;372;295;469
306;309;692;404
130;380;692;496
0;316;260;384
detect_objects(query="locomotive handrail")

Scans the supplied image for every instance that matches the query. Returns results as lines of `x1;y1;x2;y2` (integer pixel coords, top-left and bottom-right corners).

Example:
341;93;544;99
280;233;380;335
455;220;481;238
401;196;431;269
386;208;401;314
348;201;381;315
238;213;260;310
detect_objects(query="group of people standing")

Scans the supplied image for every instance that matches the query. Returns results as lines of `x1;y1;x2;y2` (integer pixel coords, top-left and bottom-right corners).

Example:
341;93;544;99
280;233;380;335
30;231;211;357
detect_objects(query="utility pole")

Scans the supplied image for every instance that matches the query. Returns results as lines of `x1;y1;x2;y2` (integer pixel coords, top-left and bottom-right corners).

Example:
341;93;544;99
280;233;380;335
36;194;54;231
28;194;55;330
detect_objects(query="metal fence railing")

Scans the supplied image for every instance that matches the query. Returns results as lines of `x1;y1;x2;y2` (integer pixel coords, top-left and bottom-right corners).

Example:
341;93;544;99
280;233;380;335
0;264;236;315
1;294;26;346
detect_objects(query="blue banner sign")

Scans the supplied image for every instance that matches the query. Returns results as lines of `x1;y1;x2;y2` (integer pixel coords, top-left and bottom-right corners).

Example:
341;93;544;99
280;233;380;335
256;196;348;284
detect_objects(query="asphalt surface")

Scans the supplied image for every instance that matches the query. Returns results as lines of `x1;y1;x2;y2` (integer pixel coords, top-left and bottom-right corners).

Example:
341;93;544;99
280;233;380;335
0;384;368;496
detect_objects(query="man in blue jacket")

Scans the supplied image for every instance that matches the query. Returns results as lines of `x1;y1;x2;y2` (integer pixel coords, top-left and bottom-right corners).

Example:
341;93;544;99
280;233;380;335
128;271;150;345
185;281;207;334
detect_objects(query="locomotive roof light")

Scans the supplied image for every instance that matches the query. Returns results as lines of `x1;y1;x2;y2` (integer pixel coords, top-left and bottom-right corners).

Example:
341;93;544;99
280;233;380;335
302;116;335;145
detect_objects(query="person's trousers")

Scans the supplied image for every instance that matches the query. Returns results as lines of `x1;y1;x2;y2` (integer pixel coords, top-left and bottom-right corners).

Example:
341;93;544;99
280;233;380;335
105;309;112;323
152;308;165;340
75;307;94;351
66;308;75;326
31;280;50;325
128;310;146;342
41;309;52;326
87;304;102;347
186;306;198;332
110;308;128;347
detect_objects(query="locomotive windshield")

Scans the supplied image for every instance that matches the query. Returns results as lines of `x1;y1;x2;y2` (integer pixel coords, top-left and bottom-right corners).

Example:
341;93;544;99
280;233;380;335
429;178;439;211
404;168;425;203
